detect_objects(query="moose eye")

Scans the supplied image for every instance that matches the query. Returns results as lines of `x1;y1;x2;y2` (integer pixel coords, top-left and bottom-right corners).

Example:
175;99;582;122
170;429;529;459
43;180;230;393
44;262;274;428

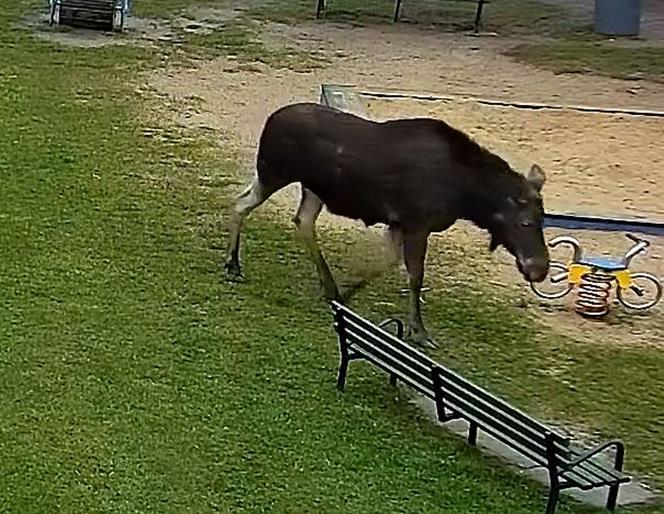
521;220;534;227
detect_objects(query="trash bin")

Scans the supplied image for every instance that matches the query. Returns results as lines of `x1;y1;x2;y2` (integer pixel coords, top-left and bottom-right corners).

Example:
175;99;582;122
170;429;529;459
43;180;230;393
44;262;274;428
594;0;643;36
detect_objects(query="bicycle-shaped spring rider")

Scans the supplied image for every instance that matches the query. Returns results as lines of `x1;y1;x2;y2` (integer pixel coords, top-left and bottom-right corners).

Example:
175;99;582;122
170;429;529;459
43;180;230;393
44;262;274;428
530;233;662;318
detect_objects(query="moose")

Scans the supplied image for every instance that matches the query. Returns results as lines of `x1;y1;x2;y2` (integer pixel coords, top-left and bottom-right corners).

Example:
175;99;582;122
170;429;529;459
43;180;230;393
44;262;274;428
224;102;550;347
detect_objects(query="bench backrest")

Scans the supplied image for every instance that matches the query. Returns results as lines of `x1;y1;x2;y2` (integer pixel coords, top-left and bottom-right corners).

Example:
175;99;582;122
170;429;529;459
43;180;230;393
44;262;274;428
331;302;572;468
433;365;571;466
332;302;438;400
60;0;118;6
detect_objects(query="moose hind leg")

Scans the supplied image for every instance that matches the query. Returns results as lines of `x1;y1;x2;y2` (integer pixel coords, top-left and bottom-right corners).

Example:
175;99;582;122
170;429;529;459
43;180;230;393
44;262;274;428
224;178;275;280
293;187;341;302
403;230;437;348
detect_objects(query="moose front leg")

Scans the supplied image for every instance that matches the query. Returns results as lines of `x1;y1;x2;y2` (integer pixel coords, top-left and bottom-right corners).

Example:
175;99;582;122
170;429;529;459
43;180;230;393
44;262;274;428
403;230;437;348
293;187;341;302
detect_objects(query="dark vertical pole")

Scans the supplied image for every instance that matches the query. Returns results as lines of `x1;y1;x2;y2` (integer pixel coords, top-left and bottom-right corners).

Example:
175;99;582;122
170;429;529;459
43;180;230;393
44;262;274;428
606;442;625;511
334;309;350;391
468;422;478;446
544;432;560;514
432;366;447;422
474;0;485;33
316;0;325;19
393;0;402;22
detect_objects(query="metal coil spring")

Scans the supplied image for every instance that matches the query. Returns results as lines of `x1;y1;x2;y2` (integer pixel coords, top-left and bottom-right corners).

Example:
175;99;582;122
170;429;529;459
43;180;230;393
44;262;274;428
574;271;615;318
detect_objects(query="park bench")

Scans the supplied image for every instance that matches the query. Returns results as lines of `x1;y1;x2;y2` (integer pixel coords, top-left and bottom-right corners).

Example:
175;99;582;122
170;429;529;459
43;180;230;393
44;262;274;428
330;301;631;514
315;0;488;32
49;0;126;31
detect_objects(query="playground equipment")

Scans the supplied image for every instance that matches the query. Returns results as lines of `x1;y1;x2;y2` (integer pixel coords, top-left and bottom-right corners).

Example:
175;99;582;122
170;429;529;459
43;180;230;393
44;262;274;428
530;233;662;318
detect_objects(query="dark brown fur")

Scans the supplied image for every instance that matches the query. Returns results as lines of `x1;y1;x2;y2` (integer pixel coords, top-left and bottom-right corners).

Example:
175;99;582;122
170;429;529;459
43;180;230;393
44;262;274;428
226;102;549;346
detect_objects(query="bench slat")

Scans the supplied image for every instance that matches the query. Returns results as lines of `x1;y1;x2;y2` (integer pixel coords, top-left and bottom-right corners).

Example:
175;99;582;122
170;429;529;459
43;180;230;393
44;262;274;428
436;371;569;458
344;316;435;373
437;367;569;447
345;328;433;393
344;326;435;399
349;344;436;400
61;0;117;6
563;451;629;486
436;382;567;464
344;318;433;378
577;461;627;483
337;304;436;368
59;1;116;11
569;448;626;481
562;465;627;490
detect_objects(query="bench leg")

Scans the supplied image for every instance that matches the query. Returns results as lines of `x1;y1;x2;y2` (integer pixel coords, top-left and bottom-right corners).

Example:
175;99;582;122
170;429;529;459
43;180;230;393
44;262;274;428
50;0;61;25
389;373;398;386
315;0;325;18
606;484;620;511
468;421;478;446
393;0;402;22
474;0;485;33
336;355;349;391
606;442;625;511
544;432;561;514
545;485;559;514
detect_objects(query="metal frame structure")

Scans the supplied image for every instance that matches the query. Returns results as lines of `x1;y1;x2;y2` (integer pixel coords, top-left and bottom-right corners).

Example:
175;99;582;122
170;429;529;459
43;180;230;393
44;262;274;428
315;0;488;32
49;0;128;32
332;301;631;514
319;83;664;238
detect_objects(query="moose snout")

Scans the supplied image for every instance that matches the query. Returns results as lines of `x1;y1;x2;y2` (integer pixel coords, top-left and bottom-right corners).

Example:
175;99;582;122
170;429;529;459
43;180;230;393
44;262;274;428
520;257;549;283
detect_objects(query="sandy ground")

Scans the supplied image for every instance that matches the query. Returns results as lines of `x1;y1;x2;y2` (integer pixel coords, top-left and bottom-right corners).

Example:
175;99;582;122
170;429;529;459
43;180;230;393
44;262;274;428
143;12;664;347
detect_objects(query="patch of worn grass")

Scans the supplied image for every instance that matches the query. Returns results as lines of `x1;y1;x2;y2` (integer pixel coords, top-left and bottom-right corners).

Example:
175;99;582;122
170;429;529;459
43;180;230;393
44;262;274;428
131;1;328;72
178;18;328;71
506;42;664;83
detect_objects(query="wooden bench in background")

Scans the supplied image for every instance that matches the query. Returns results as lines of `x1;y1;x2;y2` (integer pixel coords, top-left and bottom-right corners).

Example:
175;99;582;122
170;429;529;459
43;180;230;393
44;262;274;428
331;301;631;514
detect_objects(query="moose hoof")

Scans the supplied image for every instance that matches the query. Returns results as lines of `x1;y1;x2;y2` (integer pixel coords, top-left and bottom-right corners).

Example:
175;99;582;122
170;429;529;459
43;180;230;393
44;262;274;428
224;260;244;282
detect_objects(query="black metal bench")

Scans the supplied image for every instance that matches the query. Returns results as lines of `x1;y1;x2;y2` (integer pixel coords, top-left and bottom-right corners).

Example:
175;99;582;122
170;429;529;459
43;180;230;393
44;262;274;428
49;0;126;31
331;301;631;514
315;0;488;32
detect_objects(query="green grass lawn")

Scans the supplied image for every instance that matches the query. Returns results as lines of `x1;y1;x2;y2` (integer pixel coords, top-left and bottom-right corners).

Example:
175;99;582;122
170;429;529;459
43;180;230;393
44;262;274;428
1;1;663;513
506;42;664;83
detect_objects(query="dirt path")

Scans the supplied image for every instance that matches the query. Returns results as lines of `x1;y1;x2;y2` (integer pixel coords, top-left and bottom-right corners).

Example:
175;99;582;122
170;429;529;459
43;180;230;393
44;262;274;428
145;12;664;347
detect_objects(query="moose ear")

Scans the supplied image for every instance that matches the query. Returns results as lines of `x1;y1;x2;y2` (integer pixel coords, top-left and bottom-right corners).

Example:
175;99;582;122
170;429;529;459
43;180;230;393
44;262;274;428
527;164;546;192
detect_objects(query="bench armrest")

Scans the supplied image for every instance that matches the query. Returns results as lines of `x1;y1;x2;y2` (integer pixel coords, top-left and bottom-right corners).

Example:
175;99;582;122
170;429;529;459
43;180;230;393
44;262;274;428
379;318;404;339
567;440;625;472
